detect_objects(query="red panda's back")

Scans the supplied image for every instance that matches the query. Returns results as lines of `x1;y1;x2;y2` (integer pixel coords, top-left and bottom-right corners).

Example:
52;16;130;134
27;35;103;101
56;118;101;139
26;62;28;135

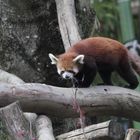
68;37;128;64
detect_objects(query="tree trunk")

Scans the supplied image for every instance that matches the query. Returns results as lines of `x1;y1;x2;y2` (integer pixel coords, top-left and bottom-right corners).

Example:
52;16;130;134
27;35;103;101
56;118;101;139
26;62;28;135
0;0;65;86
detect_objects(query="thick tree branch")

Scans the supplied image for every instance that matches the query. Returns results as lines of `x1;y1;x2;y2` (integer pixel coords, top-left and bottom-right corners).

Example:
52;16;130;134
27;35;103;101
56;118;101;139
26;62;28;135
0;83;140;121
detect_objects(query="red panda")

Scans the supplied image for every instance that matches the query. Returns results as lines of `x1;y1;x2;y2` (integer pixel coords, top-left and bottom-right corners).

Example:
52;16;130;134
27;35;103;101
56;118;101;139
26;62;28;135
49;37;140;89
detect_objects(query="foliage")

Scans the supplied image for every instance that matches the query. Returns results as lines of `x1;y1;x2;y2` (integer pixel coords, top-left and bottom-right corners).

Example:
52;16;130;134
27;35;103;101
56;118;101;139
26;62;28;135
92;0;121;40
0;121;8;140
134;15;140;41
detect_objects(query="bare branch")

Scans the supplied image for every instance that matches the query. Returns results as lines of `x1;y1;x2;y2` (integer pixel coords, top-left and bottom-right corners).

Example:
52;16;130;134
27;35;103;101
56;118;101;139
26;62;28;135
125;129;140;140
55;0;81;50
0;83;140;121
56;120;125;140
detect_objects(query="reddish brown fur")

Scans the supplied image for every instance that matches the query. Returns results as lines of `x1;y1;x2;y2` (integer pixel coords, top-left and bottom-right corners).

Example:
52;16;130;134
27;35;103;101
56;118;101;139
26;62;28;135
67;37;128;66
57;53;78;70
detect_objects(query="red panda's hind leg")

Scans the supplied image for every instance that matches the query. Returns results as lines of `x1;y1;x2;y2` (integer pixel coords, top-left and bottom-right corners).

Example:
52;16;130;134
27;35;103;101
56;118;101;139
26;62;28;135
117;57;139;89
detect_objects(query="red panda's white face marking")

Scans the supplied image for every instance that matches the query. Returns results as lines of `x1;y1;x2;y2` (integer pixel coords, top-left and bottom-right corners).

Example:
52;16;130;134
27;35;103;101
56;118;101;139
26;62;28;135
49;53;84;79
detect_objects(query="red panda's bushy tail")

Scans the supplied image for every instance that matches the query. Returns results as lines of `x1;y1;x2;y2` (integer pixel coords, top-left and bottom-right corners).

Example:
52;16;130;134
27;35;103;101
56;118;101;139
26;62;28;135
129;53;140;75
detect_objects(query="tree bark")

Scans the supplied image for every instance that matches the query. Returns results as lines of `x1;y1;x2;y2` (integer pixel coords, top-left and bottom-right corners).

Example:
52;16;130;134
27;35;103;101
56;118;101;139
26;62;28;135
76;0;99;37
0;102;35;140
0;0;65;86
0;83;140;121
56;120;125;140
124;128;140;140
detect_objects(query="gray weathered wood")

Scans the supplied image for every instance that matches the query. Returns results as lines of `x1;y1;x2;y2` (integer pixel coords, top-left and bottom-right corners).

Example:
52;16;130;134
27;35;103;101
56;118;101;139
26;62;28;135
125;128;140;140
0;69;25;85
0;102;35;140
36;115;55;140
56;120;125;140
0;83;140;121
55;0;81;50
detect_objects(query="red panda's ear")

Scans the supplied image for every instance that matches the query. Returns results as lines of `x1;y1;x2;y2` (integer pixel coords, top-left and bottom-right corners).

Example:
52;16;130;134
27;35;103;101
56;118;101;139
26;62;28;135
73;55;84;64
48;53;58;64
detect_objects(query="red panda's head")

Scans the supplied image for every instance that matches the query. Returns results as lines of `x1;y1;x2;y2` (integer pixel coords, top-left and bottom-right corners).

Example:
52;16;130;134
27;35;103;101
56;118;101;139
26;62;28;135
49;53;84;79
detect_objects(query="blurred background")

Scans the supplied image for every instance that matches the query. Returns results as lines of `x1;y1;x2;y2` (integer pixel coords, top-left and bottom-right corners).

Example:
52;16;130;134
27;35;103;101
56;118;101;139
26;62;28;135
92;0;140;42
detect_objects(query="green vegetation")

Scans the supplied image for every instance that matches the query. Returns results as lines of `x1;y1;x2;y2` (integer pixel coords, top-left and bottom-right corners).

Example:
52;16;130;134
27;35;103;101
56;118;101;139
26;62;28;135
0;121;8;140
92;0;121;40
92;0;140;42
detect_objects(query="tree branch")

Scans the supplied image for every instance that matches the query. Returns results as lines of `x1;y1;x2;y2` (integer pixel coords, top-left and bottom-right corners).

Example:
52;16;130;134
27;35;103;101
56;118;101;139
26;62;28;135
56;120;125;140
125;129;140;140
55;0;81;50
0;83;140;121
